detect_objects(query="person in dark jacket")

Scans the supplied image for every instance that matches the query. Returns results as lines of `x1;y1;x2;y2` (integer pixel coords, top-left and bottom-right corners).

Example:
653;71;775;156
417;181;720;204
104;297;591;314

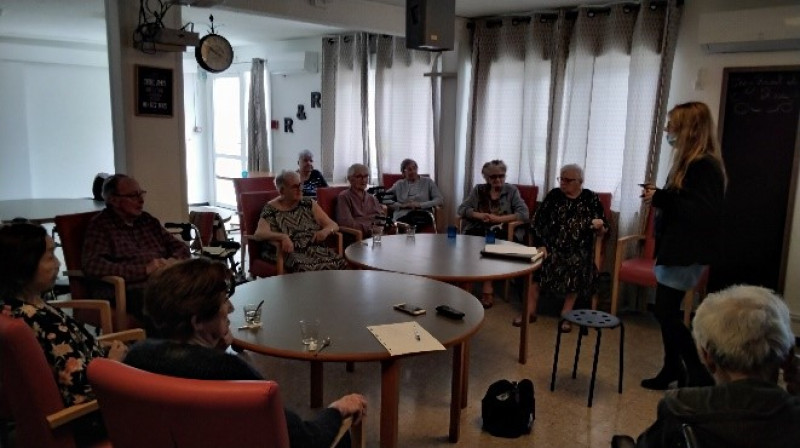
640;102;726;389
633;285;800;448
124;258;366;448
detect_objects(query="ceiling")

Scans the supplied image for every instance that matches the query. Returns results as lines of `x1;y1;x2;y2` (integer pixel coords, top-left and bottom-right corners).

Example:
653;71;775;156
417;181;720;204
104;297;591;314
0;0;579;47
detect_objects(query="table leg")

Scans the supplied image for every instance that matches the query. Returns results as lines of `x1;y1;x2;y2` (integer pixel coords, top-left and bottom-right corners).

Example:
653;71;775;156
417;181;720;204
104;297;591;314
449;342;464;442
519;272;531;364
460;341;470;408
380;359;401;448
310;360;323;408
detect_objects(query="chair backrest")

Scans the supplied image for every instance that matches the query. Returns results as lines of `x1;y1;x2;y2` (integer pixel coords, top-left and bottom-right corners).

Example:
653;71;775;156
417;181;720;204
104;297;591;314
594;192;613;271
514;184;539;219
0;314;77;448
642;205;656;259
316;186;350;220
240;191;280;278
381;173;433;189
232;177;277;213
88;358;290;448
54;211;102;300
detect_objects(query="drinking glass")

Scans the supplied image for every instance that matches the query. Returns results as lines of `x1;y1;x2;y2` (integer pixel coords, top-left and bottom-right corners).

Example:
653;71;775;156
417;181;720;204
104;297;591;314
243;303;262;325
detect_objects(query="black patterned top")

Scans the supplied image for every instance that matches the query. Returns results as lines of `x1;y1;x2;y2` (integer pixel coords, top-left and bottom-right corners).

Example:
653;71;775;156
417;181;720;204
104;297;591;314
300;169;329;197
1;297;104;406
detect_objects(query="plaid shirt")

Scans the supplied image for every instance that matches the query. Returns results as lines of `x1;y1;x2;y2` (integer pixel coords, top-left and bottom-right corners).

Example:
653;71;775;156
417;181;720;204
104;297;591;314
82;208;190;295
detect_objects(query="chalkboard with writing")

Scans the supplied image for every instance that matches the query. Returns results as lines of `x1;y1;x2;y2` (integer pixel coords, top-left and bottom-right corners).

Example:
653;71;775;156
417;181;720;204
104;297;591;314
135;65;173;117
710;66;800;293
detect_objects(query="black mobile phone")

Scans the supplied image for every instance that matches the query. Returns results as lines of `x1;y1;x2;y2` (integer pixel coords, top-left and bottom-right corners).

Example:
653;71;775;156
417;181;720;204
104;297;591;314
393;303;426;316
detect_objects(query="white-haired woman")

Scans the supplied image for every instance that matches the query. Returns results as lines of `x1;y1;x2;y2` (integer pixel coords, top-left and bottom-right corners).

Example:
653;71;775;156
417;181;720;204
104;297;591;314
297;149;328;197
632;285;800;447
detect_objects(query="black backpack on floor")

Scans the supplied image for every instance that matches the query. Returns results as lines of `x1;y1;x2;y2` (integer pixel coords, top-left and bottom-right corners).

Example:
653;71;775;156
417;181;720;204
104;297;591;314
481;379;535;438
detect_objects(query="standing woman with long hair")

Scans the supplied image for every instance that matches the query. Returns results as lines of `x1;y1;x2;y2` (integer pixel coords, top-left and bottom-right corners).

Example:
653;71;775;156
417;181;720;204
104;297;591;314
640;102;726;390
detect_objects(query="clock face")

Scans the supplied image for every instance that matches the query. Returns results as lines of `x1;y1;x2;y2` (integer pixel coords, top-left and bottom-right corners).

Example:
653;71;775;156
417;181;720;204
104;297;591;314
196;34;233;73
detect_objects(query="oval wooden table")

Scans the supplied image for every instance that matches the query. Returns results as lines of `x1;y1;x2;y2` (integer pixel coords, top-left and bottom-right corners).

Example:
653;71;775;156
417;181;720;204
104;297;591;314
230;270;484;448
345;233;541;364
0;198;105;223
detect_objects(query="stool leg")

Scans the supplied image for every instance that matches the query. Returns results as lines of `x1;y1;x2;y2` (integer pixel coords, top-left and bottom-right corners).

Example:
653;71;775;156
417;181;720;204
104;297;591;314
618;323;625;394
588;329;603;407
550;319;565;391
572;325;584;379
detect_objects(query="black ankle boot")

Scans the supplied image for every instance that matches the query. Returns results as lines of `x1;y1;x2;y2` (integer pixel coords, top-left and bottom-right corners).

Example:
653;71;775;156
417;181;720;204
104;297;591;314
641;368;680;390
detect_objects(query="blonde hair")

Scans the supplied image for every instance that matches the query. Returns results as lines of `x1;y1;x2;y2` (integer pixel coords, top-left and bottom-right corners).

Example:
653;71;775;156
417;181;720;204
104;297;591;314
666;102;727;189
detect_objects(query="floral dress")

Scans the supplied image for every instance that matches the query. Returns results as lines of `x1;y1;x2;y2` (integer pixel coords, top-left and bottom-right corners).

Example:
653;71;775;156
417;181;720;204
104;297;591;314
260;198;347;272
1;297;104;407
531;188;608;297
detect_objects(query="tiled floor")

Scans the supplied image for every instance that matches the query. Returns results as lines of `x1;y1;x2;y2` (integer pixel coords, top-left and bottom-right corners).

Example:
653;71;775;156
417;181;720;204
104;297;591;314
245;296;667;448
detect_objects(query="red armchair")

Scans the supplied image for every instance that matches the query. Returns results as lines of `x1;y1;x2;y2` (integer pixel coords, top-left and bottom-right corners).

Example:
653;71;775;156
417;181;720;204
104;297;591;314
240;190;282;278
610;206;706;325
87;358;362;448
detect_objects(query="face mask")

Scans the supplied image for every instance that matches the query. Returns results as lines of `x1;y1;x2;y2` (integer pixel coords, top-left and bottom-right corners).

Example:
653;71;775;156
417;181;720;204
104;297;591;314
666;133;677;147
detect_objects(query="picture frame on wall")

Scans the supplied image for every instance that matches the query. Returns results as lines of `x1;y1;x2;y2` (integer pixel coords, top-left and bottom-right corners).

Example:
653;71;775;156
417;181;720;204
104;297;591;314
135;65;173;117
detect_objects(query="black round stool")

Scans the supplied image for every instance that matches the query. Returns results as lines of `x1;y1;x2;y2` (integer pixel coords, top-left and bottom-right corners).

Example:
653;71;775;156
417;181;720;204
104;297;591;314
549;309;624;407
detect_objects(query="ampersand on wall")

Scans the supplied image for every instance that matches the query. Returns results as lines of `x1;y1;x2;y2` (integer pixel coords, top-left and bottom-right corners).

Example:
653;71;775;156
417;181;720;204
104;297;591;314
284;118;294;133
296;104;307;120
311;92;321;108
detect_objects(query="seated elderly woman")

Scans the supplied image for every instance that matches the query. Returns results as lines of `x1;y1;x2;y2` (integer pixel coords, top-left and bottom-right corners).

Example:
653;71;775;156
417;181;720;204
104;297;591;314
336;163;388;237
297;149;328;197
458;160;529;308
253;170;347;272
613;285;800;447
515;163;608;330
124;258;367;448
385;158;444;230
0;222;128;444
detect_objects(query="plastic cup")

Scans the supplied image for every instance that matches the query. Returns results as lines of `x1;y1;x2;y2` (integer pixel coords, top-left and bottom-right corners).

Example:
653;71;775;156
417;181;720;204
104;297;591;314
300;319;320;346
485;229;496;244
243;303;262;325
406;225;416;238
447;225;457;239
372;225;383;245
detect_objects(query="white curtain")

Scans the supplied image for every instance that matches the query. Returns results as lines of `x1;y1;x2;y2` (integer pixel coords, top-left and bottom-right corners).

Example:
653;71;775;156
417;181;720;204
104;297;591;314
247;58;269;172
374;35;434;179
321;34;436;184
467;1;682;236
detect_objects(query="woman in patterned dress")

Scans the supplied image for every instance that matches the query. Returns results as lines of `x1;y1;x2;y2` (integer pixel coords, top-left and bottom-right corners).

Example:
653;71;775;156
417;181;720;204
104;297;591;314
458;160;529;308
0;222;127;442
514;164;608;331
254;170;347;272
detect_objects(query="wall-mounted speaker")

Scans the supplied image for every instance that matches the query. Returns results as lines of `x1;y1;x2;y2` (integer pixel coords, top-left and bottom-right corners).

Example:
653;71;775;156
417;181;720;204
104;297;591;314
406;0;455;51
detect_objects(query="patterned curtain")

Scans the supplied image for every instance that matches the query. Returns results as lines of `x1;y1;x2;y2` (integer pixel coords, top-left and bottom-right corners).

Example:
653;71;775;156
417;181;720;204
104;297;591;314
247;58;269;172
466;0;682;236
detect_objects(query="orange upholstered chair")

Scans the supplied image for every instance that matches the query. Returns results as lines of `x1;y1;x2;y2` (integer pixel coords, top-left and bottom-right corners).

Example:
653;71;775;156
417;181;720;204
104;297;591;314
54;211;136;331
231;177;277;266
0;310;142;448
87;358;361;448
610;206;706;325
240;190;282;278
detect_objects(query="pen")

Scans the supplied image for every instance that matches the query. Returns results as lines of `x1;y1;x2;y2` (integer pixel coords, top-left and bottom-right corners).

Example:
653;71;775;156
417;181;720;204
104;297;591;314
414;328;421;341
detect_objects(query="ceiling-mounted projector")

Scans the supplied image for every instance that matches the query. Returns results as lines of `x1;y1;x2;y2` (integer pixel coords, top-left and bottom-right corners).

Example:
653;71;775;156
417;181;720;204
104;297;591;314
169;0;226;7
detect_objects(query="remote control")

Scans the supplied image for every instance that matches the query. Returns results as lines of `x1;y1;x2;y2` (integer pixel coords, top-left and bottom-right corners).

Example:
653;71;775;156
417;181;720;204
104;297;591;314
436;305;465;320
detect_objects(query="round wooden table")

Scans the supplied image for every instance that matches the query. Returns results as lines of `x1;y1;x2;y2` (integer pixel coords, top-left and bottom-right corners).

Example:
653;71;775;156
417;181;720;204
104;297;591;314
345;233;541;364
0;198;105;223
230;270;484;447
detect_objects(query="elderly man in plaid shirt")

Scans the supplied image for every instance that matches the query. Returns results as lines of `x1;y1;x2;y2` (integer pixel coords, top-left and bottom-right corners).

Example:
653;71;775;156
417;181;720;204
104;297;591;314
83;174;190;321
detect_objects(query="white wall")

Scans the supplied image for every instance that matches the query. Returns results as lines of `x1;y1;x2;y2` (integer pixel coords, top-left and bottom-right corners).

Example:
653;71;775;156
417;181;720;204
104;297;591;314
0;45;114;201
664;0;800;331
270;72;322;175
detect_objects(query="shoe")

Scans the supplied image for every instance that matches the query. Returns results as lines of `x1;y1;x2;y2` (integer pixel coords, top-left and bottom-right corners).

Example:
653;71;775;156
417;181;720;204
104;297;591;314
559;321;572;333
512;315;537;327
640;367;681;390
480;293;494;309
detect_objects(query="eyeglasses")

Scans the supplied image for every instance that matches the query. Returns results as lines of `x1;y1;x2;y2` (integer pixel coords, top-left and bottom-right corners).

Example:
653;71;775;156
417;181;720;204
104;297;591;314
115;190;147;199
352;174;369;180
558;177;578;184
285;183;302;190
487;174;506;180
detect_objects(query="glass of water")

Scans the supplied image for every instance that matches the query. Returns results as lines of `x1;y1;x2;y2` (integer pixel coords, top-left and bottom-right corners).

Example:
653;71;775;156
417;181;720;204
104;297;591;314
243;303;262;326
372;225;383;245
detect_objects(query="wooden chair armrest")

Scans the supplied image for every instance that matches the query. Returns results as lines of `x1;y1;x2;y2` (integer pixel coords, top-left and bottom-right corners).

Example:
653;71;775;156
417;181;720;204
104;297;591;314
100;275;128;331
326;231;345;255
612;234;646;277
97;328;146;345
46;400;99;429
337;227;363;242
331;416;363;448
50;299;113;334
507;220;526;243
268;240;285;275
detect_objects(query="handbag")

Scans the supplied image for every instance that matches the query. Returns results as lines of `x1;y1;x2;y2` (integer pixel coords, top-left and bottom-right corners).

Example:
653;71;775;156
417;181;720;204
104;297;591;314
481;378;535;438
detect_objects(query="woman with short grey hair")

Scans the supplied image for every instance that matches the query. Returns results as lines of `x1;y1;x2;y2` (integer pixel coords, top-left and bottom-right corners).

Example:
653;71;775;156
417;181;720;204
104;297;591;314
297;150;328;197
631;285;800;447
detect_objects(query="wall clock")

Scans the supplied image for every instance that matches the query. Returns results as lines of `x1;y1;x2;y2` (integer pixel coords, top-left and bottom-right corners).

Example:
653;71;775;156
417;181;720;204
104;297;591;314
195;15;233;73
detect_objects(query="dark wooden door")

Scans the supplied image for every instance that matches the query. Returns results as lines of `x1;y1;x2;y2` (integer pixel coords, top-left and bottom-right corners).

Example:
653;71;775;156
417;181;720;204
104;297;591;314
709;67;800;293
